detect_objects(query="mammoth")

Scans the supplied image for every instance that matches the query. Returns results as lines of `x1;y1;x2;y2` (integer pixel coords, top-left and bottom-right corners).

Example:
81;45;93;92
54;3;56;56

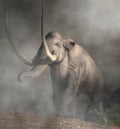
5;0;103;118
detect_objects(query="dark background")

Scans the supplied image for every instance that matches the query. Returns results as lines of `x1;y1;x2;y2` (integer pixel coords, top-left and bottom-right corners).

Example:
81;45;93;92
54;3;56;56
0;0;120;119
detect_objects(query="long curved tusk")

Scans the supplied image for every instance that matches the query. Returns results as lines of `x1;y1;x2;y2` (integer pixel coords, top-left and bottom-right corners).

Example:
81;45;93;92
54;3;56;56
5;11;33;66
41;0;57;62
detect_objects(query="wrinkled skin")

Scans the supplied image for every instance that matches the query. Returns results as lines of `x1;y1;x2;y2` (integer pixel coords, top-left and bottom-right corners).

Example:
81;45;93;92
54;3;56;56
18;32;103;118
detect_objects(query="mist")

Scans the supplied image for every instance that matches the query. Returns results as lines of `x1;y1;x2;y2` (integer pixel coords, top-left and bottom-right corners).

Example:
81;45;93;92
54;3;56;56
0;0;120;120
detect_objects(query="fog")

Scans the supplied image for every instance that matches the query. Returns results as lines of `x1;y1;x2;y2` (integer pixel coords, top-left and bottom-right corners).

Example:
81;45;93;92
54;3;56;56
0;0;120;120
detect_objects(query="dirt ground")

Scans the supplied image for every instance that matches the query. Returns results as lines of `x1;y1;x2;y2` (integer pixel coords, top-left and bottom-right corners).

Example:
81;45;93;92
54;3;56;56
0;112;119;129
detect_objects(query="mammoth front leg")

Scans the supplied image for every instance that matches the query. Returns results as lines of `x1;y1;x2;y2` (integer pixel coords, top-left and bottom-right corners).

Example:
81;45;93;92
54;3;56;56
59;87;77;117
59;68;80;117
17;64;48;82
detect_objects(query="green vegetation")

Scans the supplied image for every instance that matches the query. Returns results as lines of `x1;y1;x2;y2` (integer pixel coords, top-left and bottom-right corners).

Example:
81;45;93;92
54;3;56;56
90;102;120;127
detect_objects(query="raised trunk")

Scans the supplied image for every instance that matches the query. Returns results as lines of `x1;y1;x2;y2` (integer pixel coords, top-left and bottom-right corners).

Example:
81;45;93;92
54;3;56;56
41;0;57;62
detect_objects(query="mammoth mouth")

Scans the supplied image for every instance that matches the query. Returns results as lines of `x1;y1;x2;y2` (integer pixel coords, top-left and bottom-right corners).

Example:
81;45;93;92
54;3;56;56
51;50;55;55
51;50;58;61
50;50;65;64
51;50;57;56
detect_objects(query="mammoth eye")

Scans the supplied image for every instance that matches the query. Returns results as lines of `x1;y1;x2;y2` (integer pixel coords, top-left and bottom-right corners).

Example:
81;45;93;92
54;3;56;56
55;43;61;48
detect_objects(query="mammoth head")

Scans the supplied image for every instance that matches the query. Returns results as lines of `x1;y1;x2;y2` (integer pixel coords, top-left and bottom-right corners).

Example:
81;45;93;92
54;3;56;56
43;31;76;63
39;0;76;64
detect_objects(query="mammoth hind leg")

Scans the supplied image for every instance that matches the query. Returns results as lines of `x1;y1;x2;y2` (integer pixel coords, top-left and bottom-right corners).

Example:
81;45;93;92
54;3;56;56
17;64;48;82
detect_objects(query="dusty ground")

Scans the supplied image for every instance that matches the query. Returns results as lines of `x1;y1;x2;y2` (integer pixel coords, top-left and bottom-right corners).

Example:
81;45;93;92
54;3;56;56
0;112;119;129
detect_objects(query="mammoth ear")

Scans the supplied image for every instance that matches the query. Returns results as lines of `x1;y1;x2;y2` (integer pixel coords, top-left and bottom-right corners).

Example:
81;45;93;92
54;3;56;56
63;39;76;50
